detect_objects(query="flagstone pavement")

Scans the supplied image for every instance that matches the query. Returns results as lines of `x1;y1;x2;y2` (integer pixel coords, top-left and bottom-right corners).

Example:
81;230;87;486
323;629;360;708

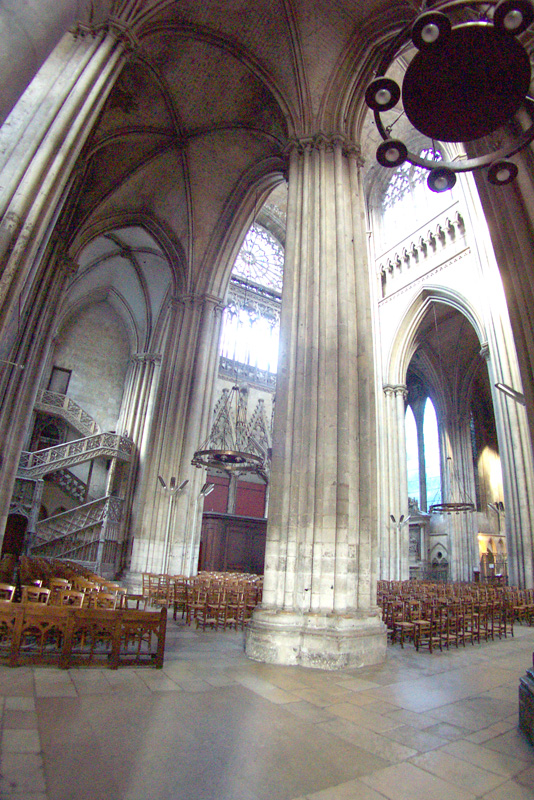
1;615;533;800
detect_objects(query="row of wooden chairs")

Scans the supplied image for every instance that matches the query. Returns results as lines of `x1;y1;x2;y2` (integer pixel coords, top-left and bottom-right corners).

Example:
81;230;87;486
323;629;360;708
384;596;512;652
140;571;264;630
0;578;126;609
0;603;167;669
185;581;262;630
379;579;519;653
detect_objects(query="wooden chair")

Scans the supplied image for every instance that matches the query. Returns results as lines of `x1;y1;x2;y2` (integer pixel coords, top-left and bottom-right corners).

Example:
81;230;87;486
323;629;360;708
16;605;67;661
114;587;128;607
386;599;405;643
49;578;71;591
49;578;71;604
199;588;224;630
242;583;261;626
395;599;422;648
414;604;448;653
172;576;188;620
491;598;513;639
461;600;479;645
92;592;118;610
0;583;15;601
186;584;207;626
223;588;245;630
56;590;85;607
123;593;147;610
21;586;51;605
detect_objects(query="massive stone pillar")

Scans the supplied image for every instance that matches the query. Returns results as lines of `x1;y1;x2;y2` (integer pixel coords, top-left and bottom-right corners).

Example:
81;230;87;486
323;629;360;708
0;28;127;349
472;157;534;465
0;0;97;126
116;352;161;569
126;295;223;584
245;134;387;669
442;421;478;583
118;353;161;445
485;323;534;589
0;25;129;542
463;175;534;588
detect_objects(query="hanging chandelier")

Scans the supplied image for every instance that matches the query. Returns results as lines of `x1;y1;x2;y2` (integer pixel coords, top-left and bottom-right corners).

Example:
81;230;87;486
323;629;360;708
365;0;534;191
191;384;264;474
428;456;475;513
429;501;475;513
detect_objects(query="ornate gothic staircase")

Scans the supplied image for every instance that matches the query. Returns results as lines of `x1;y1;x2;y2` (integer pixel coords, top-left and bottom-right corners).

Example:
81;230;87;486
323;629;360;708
12;393;134;573
18;432;133;479
32;496;123;563
34;389;101;437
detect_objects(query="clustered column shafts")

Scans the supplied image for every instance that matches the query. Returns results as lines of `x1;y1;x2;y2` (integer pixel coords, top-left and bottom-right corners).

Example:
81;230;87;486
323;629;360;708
0;0;88;126
128;294;224;580
381;384;410;581
246;134;386;669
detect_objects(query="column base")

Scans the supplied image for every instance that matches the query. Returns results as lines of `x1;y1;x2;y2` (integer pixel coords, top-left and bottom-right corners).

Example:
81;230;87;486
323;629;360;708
245;606;387;670
119;570;143;593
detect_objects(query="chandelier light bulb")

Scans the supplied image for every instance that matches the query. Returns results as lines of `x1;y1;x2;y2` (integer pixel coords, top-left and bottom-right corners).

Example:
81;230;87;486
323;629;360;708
504;9;524;28
428;167;456;192
488;159;518;184
422;23;440;42
376;138;407;167
376;88;392;105
365;77;400;111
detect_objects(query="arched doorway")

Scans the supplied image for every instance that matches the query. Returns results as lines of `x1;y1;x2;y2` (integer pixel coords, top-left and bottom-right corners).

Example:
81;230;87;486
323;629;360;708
2;513;28;560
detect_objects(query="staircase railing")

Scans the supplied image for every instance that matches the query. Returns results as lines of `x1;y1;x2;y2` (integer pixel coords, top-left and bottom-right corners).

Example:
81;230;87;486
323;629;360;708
32;496;124;568
34;389;101;437
18;433;133;479
46;468;88;504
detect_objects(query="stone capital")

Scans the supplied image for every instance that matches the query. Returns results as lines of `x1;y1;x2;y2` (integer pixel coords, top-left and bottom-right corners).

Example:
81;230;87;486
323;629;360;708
480;342;490;361
71;16;139;52
285;133;362;162
383;383;408;399
173;293;225;315
131;352;162;365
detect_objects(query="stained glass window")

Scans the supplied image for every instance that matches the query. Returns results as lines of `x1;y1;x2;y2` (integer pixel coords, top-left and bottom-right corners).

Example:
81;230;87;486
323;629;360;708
232;224;284;293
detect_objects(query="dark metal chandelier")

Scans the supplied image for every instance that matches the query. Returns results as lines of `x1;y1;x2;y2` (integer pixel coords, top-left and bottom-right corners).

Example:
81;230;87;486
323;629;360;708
365;0;534;192
429;501;475;513
191;384;264;474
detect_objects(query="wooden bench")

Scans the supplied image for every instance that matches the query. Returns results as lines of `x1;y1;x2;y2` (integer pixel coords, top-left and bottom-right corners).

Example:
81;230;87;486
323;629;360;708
0;602;166;669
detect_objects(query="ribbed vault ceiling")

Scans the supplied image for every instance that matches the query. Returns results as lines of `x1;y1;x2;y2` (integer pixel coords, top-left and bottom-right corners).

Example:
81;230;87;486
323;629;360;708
68;0;412;293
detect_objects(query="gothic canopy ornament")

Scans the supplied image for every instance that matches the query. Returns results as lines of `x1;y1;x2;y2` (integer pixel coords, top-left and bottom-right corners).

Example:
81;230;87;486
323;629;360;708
191;384;264;474
365;0;534;192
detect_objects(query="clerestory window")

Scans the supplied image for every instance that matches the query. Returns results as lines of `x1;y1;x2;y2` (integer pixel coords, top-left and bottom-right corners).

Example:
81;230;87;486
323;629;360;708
219;223;283;385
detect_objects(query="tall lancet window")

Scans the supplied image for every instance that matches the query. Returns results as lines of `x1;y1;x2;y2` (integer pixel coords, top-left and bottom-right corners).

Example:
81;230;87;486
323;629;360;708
406;406;420;506
405;397;441;510
424;399;441;509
